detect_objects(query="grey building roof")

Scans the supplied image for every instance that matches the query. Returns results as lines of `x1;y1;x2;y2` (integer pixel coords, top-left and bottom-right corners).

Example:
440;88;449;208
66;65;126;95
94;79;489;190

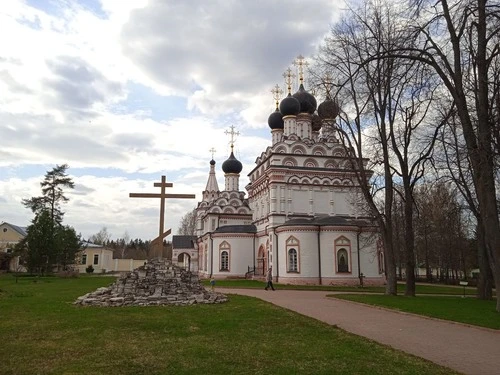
81;241;105;248
1;222;27;237
214;225;257;234
282;216;375;228
172;235;197;249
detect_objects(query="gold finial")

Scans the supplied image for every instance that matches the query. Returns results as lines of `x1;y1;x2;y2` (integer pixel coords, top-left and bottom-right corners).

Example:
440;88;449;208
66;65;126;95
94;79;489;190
209;147;216;160
324;72;333;98
271;84;283;110
224;125;240;150
293;54;308;85
283;67;296;94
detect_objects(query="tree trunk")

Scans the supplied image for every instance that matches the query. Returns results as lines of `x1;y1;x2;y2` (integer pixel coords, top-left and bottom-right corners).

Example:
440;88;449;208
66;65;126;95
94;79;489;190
477;221;493;299
404;181;416;296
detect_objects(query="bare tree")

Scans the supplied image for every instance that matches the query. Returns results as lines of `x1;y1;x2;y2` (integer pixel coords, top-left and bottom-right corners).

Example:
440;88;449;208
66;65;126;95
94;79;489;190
317;0;446;295
178;208;197;235
120;231;130;259
398;0;500;311
89;227;111;245
437;109;494;298
316;0;411;295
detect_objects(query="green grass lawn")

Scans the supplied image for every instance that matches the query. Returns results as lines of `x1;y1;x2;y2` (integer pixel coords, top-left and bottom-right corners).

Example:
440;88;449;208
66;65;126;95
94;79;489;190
332;294;500;330
0;275;456;375
205;279;480;296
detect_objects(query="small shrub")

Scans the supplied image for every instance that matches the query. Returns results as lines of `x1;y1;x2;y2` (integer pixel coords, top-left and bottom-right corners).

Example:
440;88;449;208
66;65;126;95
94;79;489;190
56;270;80;278
85;265;94;274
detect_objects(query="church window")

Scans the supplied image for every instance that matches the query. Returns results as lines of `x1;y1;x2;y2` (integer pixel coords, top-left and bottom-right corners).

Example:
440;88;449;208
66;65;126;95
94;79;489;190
335;236;351;273
221;251;229;271
337;249;348;273
81;254;87;265
204;248;208;271
378;252;385;274
93;254;99;265
211;219;216;230
286;236;300;273
219;241;230;271
288;249;298;272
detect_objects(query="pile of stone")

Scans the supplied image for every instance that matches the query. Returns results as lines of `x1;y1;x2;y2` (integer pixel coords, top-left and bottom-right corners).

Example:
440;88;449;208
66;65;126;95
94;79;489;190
74;259;227;307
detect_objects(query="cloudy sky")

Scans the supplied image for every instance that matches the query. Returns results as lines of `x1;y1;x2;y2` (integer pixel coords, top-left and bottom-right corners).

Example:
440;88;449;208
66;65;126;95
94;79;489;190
0;0;341;241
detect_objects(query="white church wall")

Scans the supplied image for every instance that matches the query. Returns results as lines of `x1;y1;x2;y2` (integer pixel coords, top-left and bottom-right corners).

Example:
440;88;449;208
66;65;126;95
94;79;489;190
332;191;354;215
276;229;320;284
290;189;309;214
210;236;254;278
312;190;331;215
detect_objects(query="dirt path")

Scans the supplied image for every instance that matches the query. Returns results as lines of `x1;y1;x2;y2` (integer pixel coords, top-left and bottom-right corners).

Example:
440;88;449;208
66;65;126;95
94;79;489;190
218;288;500;375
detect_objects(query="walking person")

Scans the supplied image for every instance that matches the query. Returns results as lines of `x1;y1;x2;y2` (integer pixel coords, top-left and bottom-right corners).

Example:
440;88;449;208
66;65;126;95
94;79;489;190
265;267;275;291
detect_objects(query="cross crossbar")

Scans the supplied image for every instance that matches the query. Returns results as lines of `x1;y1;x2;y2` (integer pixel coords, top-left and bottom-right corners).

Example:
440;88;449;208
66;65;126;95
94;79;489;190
129;175;196;259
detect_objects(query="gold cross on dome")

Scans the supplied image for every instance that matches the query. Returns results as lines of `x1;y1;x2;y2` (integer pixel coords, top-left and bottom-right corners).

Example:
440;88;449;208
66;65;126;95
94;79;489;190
293;54;308;84
224;125;240;149
271;84;283;109
283;67;296;94
209;147;216;160
324;72;333;98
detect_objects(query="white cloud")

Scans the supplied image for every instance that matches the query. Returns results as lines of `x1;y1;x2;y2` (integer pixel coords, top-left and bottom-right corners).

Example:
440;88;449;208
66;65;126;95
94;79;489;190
0;0;341;240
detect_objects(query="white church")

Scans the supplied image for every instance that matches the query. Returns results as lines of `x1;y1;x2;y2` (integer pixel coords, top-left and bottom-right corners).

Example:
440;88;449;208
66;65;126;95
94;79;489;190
193;59;385;286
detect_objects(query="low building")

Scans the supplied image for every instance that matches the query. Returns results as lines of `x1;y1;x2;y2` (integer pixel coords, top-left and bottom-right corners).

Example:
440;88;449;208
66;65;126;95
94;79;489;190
75;242;145;274
172;235;198;272
0;222;27;272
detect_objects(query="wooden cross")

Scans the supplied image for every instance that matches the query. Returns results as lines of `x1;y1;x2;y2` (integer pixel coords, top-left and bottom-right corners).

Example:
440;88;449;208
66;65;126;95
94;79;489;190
129;175;195;260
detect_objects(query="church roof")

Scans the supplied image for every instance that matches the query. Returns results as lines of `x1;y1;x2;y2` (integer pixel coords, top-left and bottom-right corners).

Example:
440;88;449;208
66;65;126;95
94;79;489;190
204;159;220;194
214;224;257;234
282;216;375;227
172;235;197;249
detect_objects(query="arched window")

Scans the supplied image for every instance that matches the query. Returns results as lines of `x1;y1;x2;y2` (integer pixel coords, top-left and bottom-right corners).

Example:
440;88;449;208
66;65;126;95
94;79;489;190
378;252;385;274
335;236;351;273
204;248;208;271
219;241;230;271
286;236;300;273
337;249;349;273
288;248;298;272
221;251;229;271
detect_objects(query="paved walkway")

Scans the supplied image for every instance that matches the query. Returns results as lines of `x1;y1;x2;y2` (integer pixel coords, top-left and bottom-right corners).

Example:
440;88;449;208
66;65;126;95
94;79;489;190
218;288;500;375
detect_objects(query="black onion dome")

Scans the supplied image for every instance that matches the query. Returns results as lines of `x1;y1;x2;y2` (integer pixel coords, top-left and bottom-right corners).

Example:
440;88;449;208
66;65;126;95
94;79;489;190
222;151;243;174
210;159;216;165
279;93;300;116
318;97;340;119
268;108;284;129
312;114;322;131
292;83;317;114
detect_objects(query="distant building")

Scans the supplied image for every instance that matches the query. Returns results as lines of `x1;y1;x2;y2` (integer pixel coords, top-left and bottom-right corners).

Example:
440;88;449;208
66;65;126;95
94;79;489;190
172;235;198;272
0;221;27;271
76;241;145;274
